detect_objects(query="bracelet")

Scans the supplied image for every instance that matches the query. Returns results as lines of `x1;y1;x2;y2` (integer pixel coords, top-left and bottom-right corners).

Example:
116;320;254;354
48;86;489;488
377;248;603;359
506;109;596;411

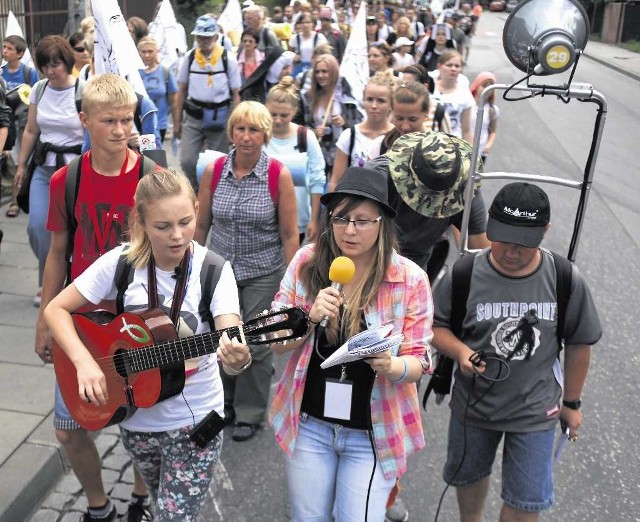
390;357;408;384
226;353;252;375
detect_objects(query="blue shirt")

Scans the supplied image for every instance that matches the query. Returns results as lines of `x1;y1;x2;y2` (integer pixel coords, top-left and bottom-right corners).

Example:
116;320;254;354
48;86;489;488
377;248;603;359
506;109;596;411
139;66;178;130
2;63;38;90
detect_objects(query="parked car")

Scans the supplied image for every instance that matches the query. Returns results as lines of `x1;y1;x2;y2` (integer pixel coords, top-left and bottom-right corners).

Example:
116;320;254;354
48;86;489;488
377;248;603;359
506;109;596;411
489;0;506;11
505;0;521;12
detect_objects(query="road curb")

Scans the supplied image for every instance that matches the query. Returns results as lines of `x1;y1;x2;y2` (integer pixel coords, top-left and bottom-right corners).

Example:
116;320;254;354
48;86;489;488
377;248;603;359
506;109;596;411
583;52;640;83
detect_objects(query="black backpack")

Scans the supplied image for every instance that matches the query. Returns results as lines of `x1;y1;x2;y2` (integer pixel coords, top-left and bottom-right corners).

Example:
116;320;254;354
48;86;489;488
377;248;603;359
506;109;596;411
63;154;157;283
422;251;573;409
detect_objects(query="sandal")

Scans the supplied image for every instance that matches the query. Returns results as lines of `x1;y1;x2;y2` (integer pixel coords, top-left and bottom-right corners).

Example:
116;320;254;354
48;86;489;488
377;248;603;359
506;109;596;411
5;203;20;218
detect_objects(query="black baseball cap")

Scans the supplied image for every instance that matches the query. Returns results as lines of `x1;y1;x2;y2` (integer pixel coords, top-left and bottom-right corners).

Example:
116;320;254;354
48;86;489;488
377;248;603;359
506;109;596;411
486;182;550;247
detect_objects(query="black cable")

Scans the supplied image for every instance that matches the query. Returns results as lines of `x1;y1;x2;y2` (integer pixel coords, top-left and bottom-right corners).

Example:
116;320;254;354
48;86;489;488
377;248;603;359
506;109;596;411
434;372;476;522
365;428;377;522
433;353;511;522
502;71;536;101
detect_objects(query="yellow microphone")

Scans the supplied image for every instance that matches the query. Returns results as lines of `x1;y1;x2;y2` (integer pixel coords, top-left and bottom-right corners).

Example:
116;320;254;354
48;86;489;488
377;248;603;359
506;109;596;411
319;256;356;329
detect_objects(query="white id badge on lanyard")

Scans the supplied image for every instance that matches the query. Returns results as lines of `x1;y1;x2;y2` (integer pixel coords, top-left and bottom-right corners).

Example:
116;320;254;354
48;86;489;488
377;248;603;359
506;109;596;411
324;378;352;420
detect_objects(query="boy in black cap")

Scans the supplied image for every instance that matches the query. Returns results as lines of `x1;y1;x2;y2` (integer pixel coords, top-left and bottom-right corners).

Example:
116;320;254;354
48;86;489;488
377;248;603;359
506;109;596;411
431;182;602;521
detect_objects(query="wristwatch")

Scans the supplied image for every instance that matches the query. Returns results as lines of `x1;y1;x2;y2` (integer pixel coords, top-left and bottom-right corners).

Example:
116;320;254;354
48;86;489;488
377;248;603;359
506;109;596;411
562;398;582;410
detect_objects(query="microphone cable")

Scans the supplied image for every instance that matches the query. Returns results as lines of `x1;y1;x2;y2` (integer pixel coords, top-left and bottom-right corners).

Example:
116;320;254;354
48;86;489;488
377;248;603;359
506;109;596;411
433;352;510;522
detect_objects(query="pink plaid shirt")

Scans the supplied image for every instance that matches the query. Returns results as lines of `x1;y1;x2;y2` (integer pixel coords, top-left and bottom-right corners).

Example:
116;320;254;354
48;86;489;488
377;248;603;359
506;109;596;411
269;244;433;479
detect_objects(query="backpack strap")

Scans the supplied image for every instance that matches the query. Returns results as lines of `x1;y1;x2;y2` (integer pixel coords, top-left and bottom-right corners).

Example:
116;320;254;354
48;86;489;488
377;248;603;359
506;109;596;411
74;78;84;113
267;158;282;206
33;78;49;104
296;125;307;153
422;252;475;409
550;251;573;351
162;64;170;92
210;155;228;195
198;249;227;329
450;253;476;337
432;103;446;131
296;34;301;53
114;252;135;315
347;125;356;166
64;155;84;274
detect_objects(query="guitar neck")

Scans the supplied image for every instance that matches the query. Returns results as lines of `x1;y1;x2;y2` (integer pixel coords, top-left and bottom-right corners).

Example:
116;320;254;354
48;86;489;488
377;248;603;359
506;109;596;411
126;325;243;374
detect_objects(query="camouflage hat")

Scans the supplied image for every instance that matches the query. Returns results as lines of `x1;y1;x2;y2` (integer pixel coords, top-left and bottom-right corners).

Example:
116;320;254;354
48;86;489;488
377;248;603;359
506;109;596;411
386;131;481;218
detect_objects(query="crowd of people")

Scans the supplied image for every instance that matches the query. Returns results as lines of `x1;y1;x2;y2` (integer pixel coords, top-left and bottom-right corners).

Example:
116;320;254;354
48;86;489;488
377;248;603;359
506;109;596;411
0;1;603;522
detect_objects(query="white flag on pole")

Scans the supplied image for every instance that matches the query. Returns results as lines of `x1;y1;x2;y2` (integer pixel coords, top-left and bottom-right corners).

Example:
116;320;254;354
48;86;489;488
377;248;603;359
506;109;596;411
3;11;34;68
91;0;147;96
148;0;188;69
338;1;368;116
217;0;244;47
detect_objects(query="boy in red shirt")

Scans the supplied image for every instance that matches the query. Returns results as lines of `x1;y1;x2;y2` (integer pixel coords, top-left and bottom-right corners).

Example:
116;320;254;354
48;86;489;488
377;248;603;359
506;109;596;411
35;73;157;522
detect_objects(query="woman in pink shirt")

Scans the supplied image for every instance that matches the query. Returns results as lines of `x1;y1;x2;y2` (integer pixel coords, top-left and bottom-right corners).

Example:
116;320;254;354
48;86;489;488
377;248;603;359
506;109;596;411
269;166;433;521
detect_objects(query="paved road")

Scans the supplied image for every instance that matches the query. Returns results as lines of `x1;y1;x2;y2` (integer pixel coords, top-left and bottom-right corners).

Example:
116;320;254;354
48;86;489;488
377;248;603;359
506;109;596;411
24;11;640;522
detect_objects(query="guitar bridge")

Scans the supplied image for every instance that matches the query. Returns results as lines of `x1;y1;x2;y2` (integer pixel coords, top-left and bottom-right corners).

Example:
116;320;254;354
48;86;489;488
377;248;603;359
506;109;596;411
124;383;135;407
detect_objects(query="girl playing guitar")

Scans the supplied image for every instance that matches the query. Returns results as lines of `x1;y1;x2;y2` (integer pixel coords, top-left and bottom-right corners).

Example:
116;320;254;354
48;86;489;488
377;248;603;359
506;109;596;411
44;168;251;520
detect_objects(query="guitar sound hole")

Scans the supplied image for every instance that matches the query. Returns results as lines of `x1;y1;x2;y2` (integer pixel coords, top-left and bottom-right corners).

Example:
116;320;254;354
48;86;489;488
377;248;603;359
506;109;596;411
113;350;132;378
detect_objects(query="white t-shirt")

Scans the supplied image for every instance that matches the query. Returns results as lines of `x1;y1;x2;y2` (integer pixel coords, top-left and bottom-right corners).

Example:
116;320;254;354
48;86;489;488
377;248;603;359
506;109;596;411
393;52;415;70
289;32;327;63
74;242;240;432
432;83;475;138
30;82;84;167
471;103;500;154
336;124;376;169
177;49;242;103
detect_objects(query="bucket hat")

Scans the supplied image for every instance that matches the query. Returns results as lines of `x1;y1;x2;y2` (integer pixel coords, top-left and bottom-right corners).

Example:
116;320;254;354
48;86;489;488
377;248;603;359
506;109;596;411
386;131;480;218
321;167;396;217
191;15;218;37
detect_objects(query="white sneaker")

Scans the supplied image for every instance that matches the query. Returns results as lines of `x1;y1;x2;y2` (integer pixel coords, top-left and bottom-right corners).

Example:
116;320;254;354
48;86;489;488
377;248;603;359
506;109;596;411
385;497;409;522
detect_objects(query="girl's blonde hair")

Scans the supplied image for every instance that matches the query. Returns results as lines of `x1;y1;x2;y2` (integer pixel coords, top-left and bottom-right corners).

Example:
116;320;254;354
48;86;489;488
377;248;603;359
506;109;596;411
309;54;339;115
124;169;196;269
365;71;397;99
266;76;299;108
226;101;273;144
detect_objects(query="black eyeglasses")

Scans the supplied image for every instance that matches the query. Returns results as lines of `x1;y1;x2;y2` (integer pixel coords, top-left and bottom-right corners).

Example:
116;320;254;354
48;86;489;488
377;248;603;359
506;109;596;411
73;46;86;53
366;20;377;25
320;17;332;22
330;215;382;229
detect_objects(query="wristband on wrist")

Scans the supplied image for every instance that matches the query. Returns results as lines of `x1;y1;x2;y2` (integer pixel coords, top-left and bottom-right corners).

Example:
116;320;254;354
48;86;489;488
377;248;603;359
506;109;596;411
226;353;252;375
390;357;408;384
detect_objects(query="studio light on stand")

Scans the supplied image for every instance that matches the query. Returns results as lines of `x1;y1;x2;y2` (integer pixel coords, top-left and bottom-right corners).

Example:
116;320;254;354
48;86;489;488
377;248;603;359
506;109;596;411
458;0;607;263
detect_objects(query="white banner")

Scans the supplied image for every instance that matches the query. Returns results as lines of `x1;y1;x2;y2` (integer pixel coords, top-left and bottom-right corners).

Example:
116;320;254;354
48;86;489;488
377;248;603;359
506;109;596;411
91;0;147;96
3;11;34;68
148;0;188;69
338;1;368;114
217;0;244;47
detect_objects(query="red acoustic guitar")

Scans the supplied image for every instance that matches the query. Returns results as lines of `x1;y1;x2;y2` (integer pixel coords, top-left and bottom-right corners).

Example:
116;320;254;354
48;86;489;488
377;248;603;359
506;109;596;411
53;307;308;431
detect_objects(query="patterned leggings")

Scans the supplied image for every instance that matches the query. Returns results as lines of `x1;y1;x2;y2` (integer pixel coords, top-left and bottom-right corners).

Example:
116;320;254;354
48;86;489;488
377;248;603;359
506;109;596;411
120;426;222;521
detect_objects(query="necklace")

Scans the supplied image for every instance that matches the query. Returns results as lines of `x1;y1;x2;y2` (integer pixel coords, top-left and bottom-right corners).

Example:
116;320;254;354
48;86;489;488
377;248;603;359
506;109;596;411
194;45;224;87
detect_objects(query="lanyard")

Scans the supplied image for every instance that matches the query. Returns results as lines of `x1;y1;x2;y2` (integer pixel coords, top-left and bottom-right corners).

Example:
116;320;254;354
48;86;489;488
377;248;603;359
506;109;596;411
147;246;192;326
87;153;130;255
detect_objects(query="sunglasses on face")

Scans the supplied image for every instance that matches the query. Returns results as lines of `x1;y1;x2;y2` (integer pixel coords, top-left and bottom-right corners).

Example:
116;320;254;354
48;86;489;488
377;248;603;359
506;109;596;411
73;46;86;53
321;17;332;22
366;20;377;25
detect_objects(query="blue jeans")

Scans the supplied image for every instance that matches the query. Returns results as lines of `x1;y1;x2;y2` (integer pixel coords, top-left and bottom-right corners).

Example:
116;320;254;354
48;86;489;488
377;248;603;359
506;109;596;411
27;165;56;286
285;414;396;522
443;414;555;512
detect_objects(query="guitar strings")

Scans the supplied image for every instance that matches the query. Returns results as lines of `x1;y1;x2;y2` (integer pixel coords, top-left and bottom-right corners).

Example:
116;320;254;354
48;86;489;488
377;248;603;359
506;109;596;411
88;316;289;373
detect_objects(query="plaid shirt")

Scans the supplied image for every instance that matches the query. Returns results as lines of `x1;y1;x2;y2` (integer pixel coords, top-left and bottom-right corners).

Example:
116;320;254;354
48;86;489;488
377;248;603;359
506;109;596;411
269;244;434;479
208;149;284;281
